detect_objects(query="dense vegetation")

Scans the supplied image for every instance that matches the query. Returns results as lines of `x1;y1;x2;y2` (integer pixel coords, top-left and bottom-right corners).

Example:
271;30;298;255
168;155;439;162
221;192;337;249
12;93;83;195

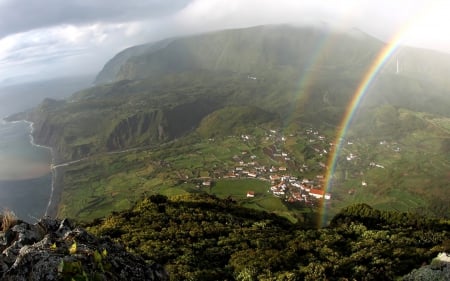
86;194;450;280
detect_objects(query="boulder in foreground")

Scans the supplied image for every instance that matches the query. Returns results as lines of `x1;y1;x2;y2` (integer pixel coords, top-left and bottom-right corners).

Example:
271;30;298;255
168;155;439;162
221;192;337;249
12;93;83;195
0;216;168;281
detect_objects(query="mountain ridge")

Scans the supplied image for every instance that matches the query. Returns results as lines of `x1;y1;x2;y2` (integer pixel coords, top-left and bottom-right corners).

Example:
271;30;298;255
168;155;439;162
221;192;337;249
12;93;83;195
96;24;450;89
95;24;382;84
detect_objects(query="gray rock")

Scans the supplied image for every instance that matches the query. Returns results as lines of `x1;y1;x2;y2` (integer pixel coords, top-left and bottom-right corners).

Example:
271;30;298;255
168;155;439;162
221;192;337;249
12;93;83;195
0;217;168;281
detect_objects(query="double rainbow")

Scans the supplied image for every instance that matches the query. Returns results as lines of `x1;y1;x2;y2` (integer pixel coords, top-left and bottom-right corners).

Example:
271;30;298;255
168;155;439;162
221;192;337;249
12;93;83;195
319;6;434;227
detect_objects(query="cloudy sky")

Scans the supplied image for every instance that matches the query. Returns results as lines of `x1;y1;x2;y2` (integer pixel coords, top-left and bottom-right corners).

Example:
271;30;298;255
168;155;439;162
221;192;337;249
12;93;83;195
1;0;450;86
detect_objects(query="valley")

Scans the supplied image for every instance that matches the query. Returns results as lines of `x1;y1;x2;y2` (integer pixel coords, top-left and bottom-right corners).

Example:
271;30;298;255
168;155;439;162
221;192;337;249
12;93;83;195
5;24;448;226
56;124;331;223
56;108;450;224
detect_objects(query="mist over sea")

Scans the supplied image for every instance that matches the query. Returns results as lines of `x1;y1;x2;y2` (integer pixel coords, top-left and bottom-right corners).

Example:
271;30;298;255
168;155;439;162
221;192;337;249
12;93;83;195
0;120;52;222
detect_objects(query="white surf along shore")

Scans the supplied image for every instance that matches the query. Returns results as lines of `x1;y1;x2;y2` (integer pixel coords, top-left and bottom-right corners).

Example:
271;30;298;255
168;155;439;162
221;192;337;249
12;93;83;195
22;120;58;217
25;120;87;218
4;118;116;219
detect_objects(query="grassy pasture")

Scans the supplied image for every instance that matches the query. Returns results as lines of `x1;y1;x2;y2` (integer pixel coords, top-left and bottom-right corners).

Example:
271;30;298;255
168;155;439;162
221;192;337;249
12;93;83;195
210;179;269;199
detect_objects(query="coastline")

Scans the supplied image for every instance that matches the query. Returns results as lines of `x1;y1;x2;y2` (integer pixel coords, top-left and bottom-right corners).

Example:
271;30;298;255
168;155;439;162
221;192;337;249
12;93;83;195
45;165;64;218
23;120;86;218
20;119;62;218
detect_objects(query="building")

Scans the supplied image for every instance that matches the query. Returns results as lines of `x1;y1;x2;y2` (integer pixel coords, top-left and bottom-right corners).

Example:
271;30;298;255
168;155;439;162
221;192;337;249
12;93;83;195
309;189;325;199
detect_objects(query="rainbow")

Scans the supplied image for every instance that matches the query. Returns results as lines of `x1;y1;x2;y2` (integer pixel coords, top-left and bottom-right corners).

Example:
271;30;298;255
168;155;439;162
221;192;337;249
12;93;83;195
297;30;336;92
285;29;334;126
319;5;435;227
320;40;401;227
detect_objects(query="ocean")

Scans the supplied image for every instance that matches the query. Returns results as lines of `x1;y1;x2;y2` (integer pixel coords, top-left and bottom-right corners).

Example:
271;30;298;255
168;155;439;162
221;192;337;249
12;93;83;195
0;120;52;222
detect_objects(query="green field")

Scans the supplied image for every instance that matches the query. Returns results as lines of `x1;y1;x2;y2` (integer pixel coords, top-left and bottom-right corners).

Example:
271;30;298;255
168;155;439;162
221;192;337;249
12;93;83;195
209;179;311;223
209;178;269;199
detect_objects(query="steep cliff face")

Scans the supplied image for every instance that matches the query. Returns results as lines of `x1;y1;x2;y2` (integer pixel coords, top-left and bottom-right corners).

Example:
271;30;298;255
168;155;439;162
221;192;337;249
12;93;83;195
32;118;59;146
29;111;96;162
164;98;221;139
106;110;167;150
106;98;221;150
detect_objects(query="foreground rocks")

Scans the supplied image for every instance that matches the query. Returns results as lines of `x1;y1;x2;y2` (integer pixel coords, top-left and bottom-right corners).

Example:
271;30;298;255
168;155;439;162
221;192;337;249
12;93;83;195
0;217;168;281
402;253;450;281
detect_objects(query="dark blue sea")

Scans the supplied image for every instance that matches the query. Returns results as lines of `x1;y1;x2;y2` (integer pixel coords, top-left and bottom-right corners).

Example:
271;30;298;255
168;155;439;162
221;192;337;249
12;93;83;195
0;120;52;222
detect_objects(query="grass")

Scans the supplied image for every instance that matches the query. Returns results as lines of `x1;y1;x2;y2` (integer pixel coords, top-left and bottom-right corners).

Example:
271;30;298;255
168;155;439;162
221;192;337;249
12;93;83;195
58;151;157;221
242;196;288;214
1;210;17;231
158;186;191;197
209;179;306;223
209;179;269;199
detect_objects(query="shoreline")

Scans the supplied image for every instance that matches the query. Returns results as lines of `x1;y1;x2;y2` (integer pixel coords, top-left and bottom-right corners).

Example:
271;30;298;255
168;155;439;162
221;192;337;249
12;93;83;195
20;120;62;218
45;165;64;218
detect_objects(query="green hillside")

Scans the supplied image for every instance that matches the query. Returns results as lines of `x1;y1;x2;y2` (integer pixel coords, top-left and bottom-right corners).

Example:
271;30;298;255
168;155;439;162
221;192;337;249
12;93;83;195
196;106;280;138
94;38;174;85
14;24;450;223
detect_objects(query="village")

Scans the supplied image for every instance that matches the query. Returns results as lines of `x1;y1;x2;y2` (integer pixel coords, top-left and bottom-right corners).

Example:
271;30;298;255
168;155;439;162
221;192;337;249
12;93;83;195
196;127;335;205
188;123;401;206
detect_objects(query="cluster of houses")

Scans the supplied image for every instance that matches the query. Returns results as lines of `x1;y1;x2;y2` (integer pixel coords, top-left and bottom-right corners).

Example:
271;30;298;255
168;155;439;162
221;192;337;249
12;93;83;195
223;159;332;203
221;128;332;203
223;129;396;202
268;175;331;203
184;123;400;206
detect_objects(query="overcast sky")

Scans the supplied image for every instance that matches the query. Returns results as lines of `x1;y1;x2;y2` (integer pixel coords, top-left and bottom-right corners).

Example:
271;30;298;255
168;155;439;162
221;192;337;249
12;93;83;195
1;0;450;86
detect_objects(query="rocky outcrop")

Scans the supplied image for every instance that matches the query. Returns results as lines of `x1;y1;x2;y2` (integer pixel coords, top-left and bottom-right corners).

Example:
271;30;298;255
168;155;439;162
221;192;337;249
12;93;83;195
0;218;168;281
402;253;450;280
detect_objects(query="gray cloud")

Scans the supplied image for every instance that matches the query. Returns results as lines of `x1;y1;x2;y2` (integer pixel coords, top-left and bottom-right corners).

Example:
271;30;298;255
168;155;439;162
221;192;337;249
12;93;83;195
1;0;449;86
0;0;189;39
